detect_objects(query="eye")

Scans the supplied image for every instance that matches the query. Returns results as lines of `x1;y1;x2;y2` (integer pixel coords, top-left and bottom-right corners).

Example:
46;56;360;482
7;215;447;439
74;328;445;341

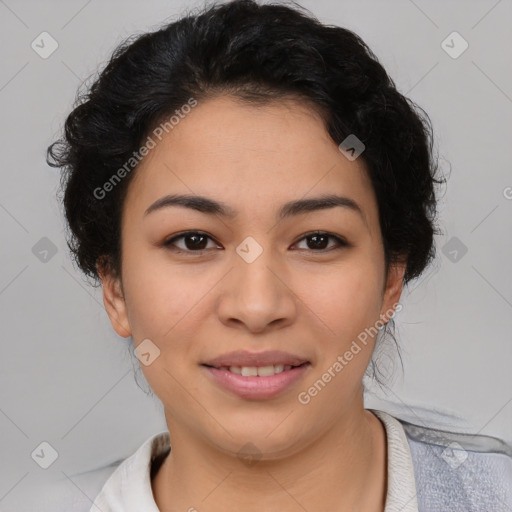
162;230;349;255
163;231;220;253
292;231;349;252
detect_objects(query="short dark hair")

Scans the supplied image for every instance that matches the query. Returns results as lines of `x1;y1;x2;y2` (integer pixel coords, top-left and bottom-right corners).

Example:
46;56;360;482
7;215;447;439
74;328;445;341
47;0;443;287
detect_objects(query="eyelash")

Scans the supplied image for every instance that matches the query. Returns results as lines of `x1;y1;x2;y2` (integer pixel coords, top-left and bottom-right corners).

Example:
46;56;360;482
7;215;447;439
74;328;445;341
162;230;349;255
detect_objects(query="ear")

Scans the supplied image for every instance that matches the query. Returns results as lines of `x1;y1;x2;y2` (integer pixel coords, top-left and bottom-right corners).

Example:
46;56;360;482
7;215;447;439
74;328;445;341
379;261;406;323
98;263;132;338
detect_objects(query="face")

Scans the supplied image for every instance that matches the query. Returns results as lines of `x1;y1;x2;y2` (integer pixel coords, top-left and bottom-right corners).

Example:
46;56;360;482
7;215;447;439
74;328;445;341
100;94;404;459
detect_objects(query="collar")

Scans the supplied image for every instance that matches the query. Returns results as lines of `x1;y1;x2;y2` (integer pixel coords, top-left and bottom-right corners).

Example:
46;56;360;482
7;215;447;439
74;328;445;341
371;409;419;511
90;409;418;511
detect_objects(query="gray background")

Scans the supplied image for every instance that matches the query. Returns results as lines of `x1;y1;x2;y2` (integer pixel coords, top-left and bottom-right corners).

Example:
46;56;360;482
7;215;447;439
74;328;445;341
0;0;511;510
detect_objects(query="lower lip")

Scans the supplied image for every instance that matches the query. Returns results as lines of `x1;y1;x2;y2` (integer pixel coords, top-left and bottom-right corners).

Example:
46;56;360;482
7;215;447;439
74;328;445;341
202;364;311;400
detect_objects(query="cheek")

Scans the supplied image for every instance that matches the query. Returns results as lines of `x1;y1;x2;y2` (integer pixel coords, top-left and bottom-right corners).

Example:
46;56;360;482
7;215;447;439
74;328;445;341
122;263;208;399
126;272;206;340
296;266;384;407
121;244;202;338
305;261;384;343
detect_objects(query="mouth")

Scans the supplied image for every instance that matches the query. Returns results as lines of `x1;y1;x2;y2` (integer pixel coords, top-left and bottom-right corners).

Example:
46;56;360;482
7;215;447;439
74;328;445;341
200;361;311;400
201;361;309;377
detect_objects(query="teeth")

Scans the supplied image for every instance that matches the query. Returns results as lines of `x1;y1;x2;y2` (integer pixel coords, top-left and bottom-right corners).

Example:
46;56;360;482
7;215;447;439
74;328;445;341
241;366;258;377
257;365;279;377
227;364;288;376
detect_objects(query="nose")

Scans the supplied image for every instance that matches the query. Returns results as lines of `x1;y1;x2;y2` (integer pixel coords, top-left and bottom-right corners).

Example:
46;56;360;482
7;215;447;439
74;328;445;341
216;245;297;334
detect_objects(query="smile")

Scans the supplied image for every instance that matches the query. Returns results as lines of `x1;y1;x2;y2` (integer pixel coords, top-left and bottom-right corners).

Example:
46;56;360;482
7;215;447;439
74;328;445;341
211;363;305;376
201;362;311;400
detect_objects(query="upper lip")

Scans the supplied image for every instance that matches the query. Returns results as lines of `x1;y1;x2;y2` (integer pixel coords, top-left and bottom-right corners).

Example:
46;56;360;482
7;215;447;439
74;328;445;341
202;350;309;368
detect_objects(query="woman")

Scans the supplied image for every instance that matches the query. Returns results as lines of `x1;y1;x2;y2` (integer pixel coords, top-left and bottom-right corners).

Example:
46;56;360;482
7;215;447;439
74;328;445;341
47;0;512;510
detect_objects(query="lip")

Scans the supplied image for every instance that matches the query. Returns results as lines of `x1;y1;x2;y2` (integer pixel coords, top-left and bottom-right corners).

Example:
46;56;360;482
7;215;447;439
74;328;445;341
202;349;309;368
202;363;311;400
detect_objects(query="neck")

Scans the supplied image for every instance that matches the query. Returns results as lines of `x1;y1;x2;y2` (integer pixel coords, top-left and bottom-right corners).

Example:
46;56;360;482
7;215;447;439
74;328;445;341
152;394;387;512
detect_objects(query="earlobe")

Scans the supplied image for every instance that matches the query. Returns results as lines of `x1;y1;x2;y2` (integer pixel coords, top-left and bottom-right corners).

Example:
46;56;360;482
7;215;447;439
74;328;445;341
98;266;132;338
380;262;406;322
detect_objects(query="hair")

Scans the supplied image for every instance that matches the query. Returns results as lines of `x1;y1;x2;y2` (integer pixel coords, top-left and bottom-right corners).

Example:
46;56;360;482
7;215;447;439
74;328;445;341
46;0;445;392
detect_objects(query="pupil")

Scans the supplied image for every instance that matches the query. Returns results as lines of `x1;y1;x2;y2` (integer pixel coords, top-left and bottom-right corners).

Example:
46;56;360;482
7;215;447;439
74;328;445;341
308;234;327;250
186;234;207;250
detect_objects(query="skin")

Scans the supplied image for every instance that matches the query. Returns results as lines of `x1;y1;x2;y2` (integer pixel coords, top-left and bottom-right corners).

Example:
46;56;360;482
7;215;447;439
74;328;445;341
99;94;406;512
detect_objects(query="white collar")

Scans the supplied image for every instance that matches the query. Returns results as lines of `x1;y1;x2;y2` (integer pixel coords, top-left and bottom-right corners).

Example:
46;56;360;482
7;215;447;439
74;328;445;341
372;409;419;511
90;409;418;512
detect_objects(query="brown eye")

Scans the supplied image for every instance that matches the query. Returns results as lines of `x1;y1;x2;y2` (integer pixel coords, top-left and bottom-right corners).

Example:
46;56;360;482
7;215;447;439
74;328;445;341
163;231;219;252
293;231;348;252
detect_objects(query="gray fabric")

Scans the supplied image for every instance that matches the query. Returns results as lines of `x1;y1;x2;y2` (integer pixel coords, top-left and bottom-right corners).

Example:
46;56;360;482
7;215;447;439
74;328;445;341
21;410;512;511
401;419;512;511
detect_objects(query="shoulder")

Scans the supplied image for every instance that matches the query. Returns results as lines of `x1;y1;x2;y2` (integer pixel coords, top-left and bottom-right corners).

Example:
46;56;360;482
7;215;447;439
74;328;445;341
11;462;122;512
38;431;170;512
88;430;169;511
398;415;512;511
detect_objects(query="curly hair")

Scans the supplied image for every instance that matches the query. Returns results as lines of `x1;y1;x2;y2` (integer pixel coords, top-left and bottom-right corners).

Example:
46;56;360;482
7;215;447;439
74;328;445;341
47;0;443;290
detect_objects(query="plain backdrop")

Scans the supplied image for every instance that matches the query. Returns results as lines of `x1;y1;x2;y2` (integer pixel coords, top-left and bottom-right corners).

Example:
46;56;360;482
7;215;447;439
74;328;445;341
0;0;511;510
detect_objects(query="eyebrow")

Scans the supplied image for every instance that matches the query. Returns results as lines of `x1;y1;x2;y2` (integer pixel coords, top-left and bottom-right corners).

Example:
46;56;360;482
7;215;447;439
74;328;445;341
144;193;365;223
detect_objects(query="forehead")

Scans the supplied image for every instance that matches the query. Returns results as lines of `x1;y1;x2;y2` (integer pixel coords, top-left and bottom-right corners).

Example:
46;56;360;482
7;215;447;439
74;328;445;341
123;95;377;225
